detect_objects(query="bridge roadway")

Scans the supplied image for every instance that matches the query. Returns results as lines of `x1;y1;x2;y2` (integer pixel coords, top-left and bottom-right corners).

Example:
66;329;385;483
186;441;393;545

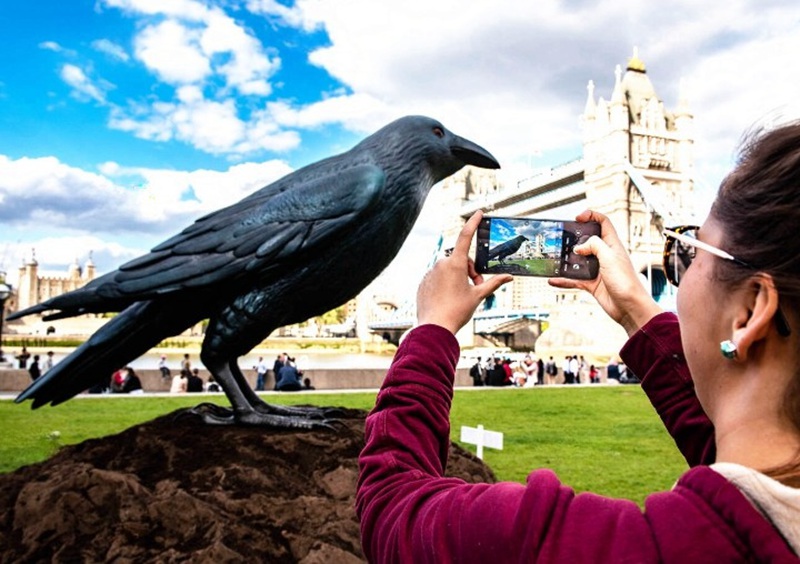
460;158;585;219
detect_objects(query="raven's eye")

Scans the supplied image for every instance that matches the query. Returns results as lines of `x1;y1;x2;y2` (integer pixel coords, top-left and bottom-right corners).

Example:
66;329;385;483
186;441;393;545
432;127;445;138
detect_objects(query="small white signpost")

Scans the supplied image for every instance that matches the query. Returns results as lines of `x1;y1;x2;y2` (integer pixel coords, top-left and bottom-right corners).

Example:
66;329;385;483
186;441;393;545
460;424;504;460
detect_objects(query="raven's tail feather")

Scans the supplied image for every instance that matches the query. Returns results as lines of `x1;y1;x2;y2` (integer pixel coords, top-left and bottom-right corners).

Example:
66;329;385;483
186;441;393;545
16;300;205;408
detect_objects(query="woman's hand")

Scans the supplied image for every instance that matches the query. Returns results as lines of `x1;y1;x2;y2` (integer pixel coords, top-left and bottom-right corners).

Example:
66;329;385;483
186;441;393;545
549;210;662;336
417;211;513;335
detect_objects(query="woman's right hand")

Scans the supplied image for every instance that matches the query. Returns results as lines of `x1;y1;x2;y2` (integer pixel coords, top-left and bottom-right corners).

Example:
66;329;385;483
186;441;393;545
549;210;663;336
417;211;513;335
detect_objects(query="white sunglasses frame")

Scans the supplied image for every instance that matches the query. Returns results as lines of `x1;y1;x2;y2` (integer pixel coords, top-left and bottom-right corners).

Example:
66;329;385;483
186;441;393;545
662;228;739;264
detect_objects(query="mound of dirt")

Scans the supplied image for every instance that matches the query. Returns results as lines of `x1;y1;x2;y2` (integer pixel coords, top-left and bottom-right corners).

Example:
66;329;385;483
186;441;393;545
0;406;496;563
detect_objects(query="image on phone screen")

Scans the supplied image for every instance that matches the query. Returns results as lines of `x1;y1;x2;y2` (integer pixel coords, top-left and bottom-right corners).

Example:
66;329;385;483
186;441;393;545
474;216;600;279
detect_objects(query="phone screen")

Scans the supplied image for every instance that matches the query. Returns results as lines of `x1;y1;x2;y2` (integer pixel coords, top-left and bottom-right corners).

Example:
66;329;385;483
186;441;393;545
474;216;600;279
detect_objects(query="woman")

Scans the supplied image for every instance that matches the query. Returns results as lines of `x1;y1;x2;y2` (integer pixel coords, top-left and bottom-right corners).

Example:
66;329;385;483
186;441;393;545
357;123;800;562
170;369;188;393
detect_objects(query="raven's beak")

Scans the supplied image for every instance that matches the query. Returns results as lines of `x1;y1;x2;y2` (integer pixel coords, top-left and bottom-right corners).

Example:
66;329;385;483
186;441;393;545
450;135;501;169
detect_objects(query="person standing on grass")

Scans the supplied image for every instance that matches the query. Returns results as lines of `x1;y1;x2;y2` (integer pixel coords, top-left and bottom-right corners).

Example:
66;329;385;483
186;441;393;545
358;127;800;564
536;356;544;386
545;356;557;385
469;356;485;386
28;355;41;381
43;351;55;372
16;346;30;369
570;355;580;384
254;356;269;391
562;355;573;384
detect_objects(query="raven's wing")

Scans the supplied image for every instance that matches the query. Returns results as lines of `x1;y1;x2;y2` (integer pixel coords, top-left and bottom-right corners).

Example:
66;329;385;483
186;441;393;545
28;164;386;313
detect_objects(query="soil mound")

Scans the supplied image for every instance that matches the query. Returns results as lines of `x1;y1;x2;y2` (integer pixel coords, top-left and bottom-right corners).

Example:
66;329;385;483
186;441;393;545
0;406;496;563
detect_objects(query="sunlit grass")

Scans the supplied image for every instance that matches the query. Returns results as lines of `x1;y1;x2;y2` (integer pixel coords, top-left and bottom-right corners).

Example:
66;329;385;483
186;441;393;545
0;386;687;506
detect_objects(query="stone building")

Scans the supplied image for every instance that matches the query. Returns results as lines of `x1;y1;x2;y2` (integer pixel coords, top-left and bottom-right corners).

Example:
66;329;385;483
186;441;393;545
11;251;96;314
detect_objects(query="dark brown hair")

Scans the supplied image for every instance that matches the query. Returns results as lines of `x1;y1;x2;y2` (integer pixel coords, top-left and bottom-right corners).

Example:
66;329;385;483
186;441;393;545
711;120;800;486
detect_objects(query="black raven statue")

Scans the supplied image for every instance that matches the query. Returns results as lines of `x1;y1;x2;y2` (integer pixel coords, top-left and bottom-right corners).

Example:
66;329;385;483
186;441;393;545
488;235;528;263
8;116;499;428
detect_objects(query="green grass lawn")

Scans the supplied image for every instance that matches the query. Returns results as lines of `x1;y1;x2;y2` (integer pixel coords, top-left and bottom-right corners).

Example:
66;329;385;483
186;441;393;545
0;386;688;506
487;258;559;276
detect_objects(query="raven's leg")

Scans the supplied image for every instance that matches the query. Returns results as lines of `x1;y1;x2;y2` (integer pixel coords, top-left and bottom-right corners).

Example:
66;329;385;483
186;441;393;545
191;310;338;428
191;355;337;428
228;359;338;421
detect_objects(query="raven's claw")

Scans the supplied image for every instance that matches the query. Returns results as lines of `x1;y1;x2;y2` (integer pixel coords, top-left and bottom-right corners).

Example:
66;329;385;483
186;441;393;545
187;402;340;429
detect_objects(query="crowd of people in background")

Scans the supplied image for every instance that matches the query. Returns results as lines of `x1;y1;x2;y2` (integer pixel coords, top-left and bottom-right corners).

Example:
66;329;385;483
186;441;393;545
11;350;313;394
166;354;221;393
9;345;633;393
469;353;635;387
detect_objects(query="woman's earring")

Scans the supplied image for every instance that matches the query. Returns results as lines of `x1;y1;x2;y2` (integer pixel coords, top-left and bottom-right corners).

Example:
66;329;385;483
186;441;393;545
720;340;738;360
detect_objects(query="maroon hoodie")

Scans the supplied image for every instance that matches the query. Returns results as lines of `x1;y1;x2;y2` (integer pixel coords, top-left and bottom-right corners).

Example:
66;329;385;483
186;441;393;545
357;315;798;562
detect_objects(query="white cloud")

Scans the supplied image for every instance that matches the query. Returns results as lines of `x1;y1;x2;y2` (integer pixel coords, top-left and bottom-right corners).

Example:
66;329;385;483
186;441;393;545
246;0;321;31
109;88;301;154
91;38;130;62
134;19;211;84
39;41;66;53
268;94;394;132
0;155;129;231
0;153;293;232
101;0;210;22
106;0;279;95
60;64;108;103
201;10;277;96
101;159;294;216
0;153;297;276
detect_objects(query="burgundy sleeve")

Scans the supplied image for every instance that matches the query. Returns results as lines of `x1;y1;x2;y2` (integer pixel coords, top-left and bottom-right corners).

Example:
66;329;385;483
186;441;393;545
357;325;657;563
620;312;716;466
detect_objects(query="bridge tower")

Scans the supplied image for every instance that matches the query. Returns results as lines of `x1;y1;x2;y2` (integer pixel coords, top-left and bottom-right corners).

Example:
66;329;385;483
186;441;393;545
582;48;696;293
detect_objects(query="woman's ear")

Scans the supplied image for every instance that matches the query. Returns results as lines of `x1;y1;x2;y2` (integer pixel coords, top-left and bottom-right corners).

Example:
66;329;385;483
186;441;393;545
730;274;781;362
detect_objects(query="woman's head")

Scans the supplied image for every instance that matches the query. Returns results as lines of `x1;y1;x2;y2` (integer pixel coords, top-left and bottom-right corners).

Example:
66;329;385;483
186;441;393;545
706;121;800;482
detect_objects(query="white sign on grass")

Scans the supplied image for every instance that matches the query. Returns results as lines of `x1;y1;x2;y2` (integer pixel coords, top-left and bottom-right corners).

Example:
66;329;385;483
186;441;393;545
460;424;503;460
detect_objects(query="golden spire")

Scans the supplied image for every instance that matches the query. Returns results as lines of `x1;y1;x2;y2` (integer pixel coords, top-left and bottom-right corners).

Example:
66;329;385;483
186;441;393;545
626;46;646;73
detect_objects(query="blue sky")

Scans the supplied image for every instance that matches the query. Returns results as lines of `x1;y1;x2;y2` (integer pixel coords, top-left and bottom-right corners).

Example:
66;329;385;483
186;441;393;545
2;0;800;303
491;219;561;254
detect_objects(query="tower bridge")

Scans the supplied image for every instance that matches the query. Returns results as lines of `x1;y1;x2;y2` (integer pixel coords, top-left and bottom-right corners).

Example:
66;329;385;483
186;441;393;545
459;158;586;220
367;49;696;355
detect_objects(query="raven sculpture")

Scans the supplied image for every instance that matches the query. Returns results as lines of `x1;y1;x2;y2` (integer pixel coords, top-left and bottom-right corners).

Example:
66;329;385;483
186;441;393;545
488;235;528;263
8;116;499;428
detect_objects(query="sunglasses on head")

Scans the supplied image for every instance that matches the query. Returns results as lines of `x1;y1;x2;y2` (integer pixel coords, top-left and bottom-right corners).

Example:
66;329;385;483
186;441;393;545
662;225;791;337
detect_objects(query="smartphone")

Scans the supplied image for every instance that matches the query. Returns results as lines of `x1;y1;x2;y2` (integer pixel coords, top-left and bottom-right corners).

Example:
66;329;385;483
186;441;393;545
475;216;600;279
